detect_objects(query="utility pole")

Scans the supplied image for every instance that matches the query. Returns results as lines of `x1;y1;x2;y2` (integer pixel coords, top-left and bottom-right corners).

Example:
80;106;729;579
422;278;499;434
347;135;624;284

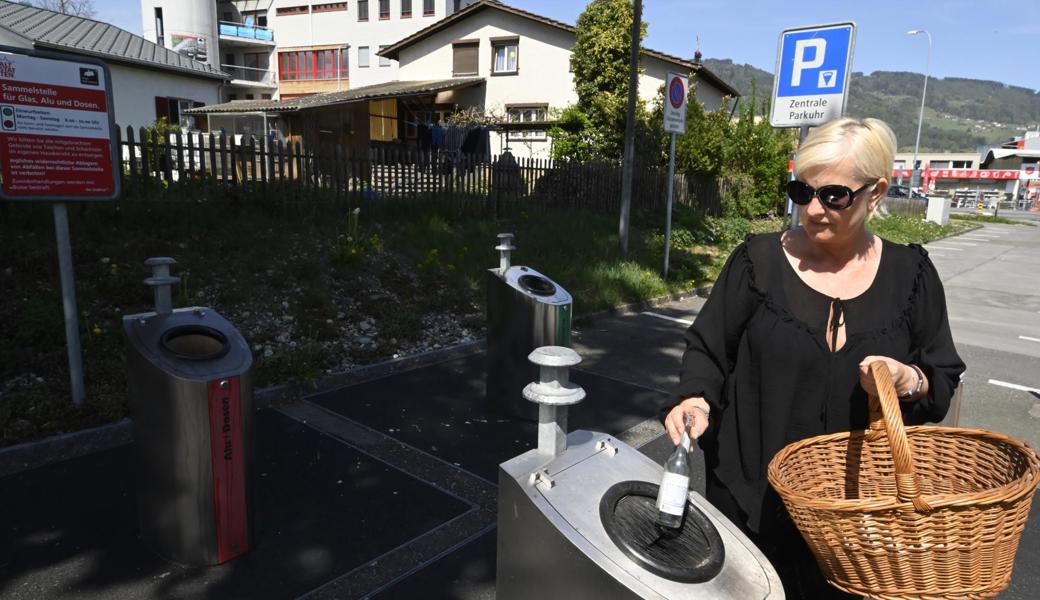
618;0;641;257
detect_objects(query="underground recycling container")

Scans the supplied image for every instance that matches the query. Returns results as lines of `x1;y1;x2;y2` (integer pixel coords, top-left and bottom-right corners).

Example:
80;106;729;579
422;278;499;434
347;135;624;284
486;233;573;419
123;257;255;566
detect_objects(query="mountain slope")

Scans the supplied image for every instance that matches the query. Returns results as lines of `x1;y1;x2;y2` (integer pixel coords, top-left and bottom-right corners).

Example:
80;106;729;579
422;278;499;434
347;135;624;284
701;58;1039;152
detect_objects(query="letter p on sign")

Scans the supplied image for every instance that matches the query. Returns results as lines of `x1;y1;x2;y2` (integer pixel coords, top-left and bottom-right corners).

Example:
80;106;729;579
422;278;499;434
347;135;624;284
792;38;825;86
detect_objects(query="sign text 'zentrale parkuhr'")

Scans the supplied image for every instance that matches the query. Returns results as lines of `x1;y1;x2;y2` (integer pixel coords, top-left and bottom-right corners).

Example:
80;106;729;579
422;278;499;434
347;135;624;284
770;22;856;128
0;51;117;200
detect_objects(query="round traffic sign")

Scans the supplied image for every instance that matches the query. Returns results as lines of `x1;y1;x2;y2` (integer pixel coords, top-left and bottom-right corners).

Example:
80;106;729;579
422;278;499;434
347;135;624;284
668;76;685;109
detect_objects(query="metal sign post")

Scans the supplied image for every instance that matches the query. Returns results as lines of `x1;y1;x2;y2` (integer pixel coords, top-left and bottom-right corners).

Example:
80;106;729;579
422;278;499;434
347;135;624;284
0;45;121;406
769;23;856;229
662;72;688;278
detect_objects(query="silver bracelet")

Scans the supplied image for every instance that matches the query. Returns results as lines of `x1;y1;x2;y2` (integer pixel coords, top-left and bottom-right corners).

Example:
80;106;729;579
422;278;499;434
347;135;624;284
900;364;925;399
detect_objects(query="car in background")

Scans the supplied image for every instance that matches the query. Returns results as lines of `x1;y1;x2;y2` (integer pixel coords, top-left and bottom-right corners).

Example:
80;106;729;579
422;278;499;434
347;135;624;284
887;184;926;199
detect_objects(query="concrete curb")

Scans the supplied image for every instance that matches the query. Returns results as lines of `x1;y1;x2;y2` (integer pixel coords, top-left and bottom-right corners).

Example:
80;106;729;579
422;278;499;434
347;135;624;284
931;223;983;242
573;284;713;326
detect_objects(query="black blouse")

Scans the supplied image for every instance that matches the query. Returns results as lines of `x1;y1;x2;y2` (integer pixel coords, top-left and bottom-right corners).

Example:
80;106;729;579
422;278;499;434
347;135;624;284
675;232;965;532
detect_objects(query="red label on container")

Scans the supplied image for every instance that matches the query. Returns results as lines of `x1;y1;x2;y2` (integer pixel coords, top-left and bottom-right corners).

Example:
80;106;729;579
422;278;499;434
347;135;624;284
207;376;249;563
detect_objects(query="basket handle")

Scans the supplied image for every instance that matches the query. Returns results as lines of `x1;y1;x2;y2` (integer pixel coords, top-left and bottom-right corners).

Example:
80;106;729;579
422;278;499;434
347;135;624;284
866;361;933;512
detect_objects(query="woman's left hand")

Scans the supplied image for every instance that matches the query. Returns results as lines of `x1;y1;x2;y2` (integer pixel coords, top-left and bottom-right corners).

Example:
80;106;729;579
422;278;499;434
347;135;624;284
859;355;918;398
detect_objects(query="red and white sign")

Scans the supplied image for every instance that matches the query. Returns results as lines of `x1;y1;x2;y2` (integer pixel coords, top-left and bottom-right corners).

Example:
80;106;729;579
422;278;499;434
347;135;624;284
893;169;1021;181
1021;164;1040;180
663;72;688;134
0;51;117;200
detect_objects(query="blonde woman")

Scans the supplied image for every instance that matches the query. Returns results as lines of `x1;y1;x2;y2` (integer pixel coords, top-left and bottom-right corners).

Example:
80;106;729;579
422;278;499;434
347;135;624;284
663;118;965;599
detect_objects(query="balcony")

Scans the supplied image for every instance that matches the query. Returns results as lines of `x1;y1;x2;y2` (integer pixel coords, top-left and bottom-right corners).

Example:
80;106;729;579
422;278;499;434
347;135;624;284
218;21;275;46
222;64;278;88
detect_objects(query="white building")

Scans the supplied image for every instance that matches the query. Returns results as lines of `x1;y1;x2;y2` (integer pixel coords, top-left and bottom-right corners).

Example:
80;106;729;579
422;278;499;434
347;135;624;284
141;0;480;103
0;0;226;131
186;0;738;157
380;0;738;157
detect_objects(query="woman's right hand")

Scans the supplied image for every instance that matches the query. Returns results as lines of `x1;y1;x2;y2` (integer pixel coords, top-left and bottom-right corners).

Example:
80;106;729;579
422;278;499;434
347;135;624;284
665;397;711;445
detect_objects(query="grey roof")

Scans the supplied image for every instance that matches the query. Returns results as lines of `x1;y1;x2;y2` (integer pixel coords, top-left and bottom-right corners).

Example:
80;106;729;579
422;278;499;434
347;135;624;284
186;78;486;114
0;0;227;80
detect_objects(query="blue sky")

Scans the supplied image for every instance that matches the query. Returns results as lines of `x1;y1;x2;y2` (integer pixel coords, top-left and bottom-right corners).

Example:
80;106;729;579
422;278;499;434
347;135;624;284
96;0;1038;91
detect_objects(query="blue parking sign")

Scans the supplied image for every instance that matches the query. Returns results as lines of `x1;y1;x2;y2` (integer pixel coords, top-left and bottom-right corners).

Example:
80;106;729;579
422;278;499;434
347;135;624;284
770;22;856;128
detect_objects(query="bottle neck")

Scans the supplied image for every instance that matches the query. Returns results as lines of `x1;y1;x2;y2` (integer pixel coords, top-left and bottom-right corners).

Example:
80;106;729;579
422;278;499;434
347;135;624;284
679;431;691;452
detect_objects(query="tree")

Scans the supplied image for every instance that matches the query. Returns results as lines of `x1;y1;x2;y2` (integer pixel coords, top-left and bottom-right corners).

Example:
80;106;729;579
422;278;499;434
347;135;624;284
674;84;732;178
551;0;652;163
673;79;794;218
30;0;96;18
721;83;794;217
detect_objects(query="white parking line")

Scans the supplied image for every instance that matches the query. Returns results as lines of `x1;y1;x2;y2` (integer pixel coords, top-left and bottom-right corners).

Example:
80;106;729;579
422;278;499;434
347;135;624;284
945;241;978;246
1020;336;1040;343
641;311;693;326
958;236;991;240
929;253;947;257
988;379;1040;394
927;246;963;251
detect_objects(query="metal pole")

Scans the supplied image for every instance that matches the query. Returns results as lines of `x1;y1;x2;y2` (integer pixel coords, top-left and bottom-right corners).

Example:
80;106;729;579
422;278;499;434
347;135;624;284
908;29;932;191
663;132;677;278
52;202;86;406
618;0;642;257
788;125;810;229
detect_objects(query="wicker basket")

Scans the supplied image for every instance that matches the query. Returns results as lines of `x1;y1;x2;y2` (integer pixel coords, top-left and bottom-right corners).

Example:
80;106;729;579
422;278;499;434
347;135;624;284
768;362;1040;600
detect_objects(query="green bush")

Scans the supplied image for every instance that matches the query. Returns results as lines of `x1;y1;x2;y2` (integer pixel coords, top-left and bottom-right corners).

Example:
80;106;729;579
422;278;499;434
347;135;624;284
704;216;752;245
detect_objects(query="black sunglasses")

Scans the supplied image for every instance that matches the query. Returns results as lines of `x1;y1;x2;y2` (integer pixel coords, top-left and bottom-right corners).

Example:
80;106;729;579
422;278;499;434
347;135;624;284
786;180;877;210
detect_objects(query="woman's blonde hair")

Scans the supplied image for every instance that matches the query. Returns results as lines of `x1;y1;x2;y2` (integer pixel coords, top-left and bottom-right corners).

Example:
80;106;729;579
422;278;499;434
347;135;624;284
793;117;897;185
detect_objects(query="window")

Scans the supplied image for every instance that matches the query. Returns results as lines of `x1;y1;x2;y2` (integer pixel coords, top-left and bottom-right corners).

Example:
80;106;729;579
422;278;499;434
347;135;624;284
313;3;347;13
423;0;434;16
491;37;518;74
154;8;164;47
401;0;412;17
953;160;972;169
261;94;272;100
358;46;370;68
245;94;255;100
379;0;390;19
241;10;269;25
228;94;238;101
157;97;200;130
507;105;548;141
358;0;369;20
452;40;478;76
244;52;270;82
379;45;391;67
276;6;309;15
278;48;349;80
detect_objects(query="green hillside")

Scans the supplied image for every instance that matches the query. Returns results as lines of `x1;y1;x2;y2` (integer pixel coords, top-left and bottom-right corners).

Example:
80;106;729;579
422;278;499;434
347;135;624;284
702;58;1040;152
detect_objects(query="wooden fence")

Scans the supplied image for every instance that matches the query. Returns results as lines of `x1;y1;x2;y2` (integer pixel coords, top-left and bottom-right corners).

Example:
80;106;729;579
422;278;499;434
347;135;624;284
116;127;724;216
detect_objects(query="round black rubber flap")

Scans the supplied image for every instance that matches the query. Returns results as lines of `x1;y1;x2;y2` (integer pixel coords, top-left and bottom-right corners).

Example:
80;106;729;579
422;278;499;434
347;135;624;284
518;274;556;296
160;325;230;361
599;480;725;583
